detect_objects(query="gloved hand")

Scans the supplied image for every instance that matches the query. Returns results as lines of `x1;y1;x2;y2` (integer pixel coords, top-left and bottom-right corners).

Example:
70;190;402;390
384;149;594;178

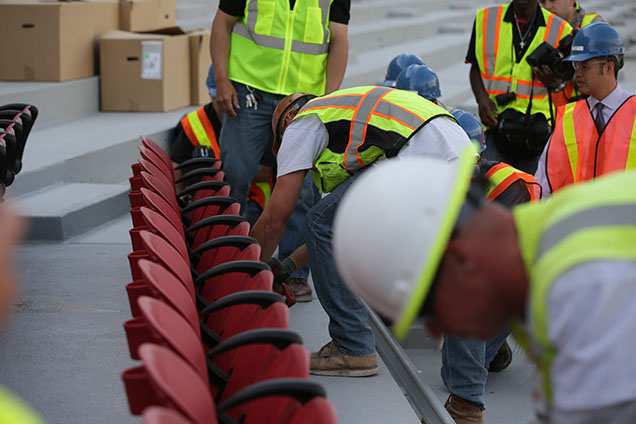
267;256;298;285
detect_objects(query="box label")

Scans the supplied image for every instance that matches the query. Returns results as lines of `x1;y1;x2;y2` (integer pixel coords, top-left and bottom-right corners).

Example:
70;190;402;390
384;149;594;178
141;41;163;80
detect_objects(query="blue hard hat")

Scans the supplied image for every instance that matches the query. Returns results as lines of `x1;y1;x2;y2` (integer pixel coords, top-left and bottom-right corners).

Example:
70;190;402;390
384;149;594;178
564;22;625;62
206;64;216;98
384;53;425;87
450;109;486;153
395;64;441;101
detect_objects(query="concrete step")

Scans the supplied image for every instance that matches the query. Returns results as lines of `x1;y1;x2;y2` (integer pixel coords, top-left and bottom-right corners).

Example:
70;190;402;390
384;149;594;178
0;77;99;128
11;182;130;240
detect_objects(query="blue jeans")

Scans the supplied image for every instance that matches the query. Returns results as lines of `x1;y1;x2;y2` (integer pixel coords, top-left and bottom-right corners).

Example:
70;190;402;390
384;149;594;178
219;82;284;213
483;131;541;175
278;173;320;280
441;329;510;406
305;173;376;357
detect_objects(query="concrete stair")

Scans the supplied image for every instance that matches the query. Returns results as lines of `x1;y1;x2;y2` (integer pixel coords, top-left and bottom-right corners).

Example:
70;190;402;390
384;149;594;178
3;0;636;241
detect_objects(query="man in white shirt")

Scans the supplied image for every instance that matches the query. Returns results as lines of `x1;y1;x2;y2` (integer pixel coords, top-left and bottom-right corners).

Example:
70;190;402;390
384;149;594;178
535;22;635;196
251;86;472;377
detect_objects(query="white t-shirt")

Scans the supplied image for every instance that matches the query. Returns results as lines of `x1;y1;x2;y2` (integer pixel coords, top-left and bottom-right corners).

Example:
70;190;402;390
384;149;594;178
528;260;636;422
276;115;471;178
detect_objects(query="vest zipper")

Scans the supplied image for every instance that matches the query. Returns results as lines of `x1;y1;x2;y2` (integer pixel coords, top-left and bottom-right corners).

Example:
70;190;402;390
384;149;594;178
277;9;295;93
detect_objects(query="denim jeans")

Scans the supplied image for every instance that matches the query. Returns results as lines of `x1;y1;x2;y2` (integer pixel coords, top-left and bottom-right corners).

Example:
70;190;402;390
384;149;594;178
278;172;320;280
441;329;510;406
483;131;542;175
219;82;284;213
305;172;376;357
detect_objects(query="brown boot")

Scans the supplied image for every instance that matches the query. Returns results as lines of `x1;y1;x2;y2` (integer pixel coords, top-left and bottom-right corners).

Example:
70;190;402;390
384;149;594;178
285;277;313;302
488;340;512;372
444;394;484;424
310;342;378;377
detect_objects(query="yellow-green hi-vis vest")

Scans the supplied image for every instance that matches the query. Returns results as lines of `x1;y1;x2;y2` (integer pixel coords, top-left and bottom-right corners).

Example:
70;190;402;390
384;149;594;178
294;86;456;193
474;4;572;124
0;386;43;423
511;170;636;410
229;0;333;96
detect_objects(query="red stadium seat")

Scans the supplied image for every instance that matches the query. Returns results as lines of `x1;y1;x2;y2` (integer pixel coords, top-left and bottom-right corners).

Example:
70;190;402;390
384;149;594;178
140;135;174;176
139;145;175;184
142;406;192;424
140;171;179;213
141;188;183;233
192;236;260;274
197;261;273;304
140;207;189;262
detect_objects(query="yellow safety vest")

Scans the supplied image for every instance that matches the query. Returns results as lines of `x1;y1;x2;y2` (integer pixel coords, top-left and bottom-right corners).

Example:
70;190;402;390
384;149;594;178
512;170;636;408
295;86;456;192
228;0;333;96
475;5;572;123
0;386;43;424
484;161;542;201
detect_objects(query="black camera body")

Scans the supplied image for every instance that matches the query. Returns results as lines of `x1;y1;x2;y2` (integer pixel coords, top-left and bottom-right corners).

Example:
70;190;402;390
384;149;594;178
526;33;575;81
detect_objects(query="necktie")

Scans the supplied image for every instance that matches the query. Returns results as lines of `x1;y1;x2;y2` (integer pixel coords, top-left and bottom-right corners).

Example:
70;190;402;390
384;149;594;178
594;103;606;133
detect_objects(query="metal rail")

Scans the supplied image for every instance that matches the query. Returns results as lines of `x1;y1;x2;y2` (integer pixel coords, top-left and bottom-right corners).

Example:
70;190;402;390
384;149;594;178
368;309;456;424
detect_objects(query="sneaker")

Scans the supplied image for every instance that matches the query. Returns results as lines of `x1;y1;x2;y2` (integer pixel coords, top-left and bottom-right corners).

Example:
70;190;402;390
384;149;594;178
310;342;378;377
273;281;296;307
488;340;512;372
444;394;484;424
286;277;312;302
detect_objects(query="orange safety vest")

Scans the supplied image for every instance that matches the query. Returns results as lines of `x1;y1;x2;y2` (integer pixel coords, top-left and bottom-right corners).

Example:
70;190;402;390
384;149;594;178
485;162;542;201
180;107;221;158
248;180;273;211
546;96;636;192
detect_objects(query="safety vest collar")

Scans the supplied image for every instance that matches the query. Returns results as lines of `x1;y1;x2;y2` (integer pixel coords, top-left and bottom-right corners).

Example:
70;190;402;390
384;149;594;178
485;161;541;201
180;107;221;158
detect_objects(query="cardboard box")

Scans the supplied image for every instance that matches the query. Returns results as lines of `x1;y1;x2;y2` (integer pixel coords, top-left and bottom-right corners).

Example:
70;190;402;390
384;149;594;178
189;30;212;106
0;0;119;81
119;0;176;32
100;29;190;112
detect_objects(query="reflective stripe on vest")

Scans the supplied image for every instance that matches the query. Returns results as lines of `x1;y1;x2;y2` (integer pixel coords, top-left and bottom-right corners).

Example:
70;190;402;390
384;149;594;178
228;0;333;95
485;162;542;201
475;5;572;121
546;96;636;193
512;172;636;407
180;107;221;159
579;13;602;29
295;86;455;192
248;180;273;210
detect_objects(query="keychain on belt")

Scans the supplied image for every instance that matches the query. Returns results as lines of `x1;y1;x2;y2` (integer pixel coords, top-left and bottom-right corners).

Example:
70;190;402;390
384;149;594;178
245;85;260;110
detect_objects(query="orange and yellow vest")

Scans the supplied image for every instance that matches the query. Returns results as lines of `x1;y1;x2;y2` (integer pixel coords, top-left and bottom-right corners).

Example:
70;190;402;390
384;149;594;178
294;86;456;193
545;96;636;193
180;106;221;158
475;5;572;125
485;162;542;201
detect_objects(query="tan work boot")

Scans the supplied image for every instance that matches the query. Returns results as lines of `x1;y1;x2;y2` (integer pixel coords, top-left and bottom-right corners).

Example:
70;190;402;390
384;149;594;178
286;277;312;302
310;342;378;377
444;394;484;424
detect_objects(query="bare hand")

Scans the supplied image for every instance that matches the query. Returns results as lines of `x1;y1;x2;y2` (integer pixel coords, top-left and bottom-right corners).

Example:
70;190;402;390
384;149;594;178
215;78;240;117
478;96;499;127
533;65;562;90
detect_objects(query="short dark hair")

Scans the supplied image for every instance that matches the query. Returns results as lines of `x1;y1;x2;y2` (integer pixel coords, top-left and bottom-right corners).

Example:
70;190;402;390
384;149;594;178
607;55;624;79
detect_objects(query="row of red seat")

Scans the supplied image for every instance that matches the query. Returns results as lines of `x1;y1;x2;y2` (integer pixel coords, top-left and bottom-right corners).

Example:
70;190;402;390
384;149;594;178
120;136;338;424
0;103;38;188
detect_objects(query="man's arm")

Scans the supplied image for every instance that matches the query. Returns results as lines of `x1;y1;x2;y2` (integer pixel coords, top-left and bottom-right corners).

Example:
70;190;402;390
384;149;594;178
251;170;307;262
470;63;499;127
325;22;349;95
210;10;241;117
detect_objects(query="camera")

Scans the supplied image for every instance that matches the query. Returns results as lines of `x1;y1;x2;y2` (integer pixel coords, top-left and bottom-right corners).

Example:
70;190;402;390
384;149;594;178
494;92;517;107
526;32;575;81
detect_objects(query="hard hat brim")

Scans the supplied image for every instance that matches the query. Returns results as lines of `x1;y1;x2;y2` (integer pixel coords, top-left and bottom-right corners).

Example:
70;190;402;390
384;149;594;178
392;147;477;340
563;52;596;62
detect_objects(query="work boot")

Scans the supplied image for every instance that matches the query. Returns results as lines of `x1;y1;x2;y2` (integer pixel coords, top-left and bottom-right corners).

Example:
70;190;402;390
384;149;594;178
286;277;312;302
444;394;484;424
488;340;512;372
310;342;378;377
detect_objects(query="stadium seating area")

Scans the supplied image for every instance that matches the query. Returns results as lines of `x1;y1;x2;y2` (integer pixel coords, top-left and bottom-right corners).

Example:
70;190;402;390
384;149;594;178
120;136;338;424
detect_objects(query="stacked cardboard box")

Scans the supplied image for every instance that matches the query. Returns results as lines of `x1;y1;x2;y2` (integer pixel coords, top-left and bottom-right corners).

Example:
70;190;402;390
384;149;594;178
0;0;119;81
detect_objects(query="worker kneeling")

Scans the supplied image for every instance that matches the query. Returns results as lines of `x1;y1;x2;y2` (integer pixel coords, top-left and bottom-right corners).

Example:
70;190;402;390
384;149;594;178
334;151;636;423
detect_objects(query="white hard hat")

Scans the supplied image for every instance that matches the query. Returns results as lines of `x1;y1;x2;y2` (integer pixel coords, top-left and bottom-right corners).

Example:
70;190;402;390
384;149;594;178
333;148;476;340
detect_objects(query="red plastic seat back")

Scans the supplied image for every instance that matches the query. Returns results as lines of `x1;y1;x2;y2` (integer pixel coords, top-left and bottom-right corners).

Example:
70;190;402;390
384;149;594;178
138;344;217;424
200;270;273;305
190;201;240;250
140;145;175;183
196;243;261;275
139;157;173;191
141;135;174;174
138;259;200;335
141;207;188;262
187;182;231;224
141;171;179;213
206;301;289;345
141;188;183;233
142;406;192;424
138;296;208;379
140;231;195;299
